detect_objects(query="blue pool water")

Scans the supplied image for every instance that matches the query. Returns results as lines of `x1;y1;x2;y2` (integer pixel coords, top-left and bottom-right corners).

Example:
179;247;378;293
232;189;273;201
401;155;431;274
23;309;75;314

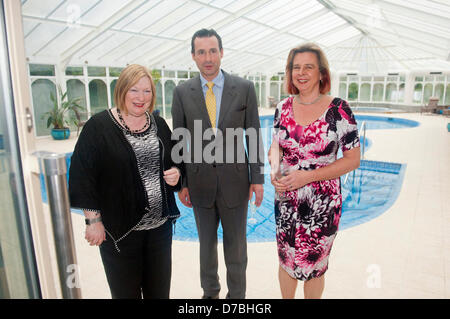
40;115;417;242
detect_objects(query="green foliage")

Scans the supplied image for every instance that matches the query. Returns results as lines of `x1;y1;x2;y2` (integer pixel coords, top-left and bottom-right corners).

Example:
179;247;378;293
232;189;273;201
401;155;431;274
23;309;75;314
42;85;84;129
151;69;161;85
348;83;359;101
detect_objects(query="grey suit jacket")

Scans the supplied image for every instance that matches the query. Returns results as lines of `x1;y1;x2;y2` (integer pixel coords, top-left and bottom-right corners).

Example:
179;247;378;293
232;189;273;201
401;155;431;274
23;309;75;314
171;70;264;209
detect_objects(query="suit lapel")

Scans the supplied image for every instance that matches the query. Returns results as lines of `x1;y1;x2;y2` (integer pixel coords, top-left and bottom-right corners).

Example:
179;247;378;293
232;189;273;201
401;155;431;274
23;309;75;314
217;71;237;130
189;77;213;128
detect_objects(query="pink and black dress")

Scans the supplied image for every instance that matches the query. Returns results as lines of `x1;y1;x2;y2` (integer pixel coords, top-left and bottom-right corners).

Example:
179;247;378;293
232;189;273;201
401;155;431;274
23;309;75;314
272;96;360;281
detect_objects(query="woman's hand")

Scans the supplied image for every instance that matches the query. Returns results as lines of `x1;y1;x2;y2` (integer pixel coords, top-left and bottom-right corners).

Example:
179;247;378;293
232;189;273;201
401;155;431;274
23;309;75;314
268;143;282;181
270;174;288;196
85;222;106;246
274;170;313;192
163;167;180;186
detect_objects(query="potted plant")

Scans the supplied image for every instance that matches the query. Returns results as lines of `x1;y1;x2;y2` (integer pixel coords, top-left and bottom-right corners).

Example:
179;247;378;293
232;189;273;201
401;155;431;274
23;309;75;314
43;86;84;140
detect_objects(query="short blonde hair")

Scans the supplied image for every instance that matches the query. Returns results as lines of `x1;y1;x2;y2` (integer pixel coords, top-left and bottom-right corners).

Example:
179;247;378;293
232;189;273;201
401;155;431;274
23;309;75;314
114;64;156;114
284;43;331;95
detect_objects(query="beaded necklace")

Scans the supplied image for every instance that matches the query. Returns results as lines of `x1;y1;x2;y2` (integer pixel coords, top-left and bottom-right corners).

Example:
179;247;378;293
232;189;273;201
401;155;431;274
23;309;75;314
116;108;150;133
294;94;323;105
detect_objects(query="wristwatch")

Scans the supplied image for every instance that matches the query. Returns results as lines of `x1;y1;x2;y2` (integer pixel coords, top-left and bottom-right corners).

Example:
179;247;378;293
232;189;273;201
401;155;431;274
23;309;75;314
85;217;102;225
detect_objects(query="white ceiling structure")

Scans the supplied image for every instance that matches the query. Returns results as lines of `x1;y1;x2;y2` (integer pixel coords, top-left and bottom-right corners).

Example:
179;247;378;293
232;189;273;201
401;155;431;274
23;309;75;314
21;0;450;76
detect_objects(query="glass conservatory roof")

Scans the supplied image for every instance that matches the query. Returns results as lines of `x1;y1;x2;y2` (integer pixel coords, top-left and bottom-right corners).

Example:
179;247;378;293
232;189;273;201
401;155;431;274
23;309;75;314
21;0;450;75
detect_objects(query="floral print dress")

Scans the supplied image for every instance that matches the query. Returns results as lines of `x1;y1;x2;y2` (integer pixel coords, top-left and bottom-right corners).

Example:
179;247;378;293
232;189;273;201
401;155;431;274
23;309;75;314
273;96;360;281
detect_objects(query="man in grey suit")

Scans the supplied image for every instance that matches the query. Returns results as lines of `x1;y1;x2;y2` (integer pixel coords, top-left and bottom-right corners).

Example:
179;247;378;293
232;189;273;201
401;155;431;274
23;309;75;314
171;29;264;299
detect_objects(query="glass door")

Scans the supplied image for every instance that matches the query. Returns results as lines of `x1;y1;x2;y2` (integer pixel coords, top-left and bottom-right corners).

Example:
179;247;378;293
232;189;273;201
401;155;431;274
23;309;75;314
0;0;40;298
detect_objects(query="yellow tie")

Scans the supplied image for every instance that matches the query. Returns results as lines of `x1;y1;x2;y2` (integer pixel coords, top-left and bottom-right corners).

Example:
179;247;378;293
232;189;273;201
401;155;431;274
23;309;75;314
205;82;216;128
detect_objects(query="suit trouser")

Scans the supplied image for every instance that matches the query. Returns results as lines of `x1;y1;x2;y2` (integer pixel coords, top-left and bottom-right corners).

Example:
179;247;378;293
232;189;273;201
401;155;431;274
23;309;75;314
193;189;248;299
99;221;172;299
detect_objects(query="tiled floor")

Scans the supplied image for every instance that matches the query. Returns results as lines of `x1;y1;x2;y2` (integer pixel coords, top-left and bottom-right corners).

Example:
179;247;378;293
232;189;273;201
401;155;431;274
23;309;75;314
37;109;450;299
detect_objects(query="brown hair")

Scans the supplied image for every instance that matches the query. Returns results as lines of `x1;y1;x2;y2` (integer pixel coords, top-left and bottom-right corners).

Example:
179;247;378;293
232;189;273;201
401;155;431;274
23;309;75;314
284;43;331;95
113;64;156;114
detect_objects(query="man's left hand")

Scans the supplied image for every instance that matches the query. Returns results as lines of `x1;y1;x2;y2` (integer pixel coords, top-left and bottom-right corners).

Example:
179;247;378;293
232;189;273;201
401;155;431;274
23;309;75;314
249;184;264;207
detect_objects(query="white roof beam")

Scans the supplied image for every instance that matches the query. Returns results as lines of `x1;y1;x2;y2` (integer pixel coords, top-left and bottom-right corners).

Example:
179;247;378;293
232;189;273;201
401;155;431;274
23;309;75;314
59;0;149;65
378;0;450;20
317;0;368;36
332;6;449;44
141;0;273;66
23;0;69;38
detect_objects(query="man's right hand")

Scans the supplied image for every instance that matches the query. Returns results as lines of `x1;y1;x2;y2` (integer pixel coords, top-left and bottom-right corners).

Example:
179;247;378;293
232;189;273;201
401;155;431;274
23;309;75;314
178;187;192;208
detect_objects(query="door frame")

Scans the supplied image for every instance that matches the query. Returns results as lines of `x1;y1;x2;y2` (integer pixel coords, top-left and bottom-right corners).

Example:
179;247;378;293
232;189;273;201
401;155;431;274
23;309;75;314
2;0;61;298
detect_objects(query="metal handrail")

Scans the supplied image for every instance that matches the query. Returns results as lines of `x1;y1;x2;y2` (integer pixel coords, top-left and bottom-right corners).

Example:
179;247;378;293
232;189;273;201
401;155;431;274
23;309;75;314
35;151;82;299
343;121;366;186
359;121;367;160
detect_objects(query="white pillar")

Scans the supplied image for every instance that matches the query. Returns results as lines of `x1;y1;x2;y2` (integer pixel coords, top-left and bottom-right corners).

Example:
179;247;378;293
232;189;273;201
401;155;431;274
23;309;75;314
83;64;91;114
330;71;339;97
404;71;415;105
161;79;166;118
264;73;270;108
106;67;111;109
55;62;67;99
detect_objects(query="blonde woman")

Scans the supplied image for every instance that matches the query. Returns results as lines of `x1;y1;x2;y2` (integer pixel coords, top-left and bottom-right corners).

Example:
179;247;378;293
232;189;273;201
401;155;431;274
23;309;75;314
69;64;183;299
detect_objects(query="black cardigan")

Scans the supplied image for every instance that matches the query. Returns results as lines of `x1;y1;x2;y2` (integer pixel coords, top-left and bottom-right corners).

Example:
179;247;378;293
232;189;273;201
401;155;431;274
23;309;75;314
69;110;183;240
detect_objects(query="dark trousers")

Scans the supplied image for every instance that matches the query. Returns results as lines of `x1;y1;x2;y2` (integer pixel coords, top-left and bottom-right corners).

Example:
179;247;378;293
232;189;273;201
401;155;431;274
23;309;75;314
193;191;248;299
99;221;173;299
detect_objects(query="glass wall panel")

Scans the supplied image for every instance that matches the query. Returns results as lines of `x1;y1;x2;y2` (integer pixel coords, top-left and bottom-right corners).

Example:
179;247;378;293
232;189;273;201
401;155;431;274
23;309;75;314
360;83;371;101
398;83;405;103
66;79;87;130
87;66;106;77
164;70;175;78
109;67;123;77
445;84;450;105
270;82;279;101
164;80;175;119
435;84;444;104
339;83;346;99
413;83;423;103
29;64;55;76
89;79;108;114
255;82;260;106
31;79;56;136
178;71;188;78
385;83;397;102
155;81;163;114
348;83;358;101
423;83;433;104
110;80;117;107
1;44;40;300
65;66;83;76
261;82;266;107
372;83;384;102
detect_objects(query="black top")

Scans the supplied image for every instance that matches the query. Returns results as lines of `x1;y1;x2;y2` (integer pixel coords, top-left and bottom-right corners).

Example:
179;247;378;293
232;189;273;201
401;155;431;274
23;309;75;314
69;110;184;240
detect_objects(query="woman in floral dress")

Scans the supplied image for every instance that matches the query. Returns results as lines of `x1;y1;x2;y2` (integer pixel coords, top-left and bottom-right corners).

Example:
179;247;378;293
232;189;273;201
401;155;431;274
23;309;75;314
269;43;360;299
